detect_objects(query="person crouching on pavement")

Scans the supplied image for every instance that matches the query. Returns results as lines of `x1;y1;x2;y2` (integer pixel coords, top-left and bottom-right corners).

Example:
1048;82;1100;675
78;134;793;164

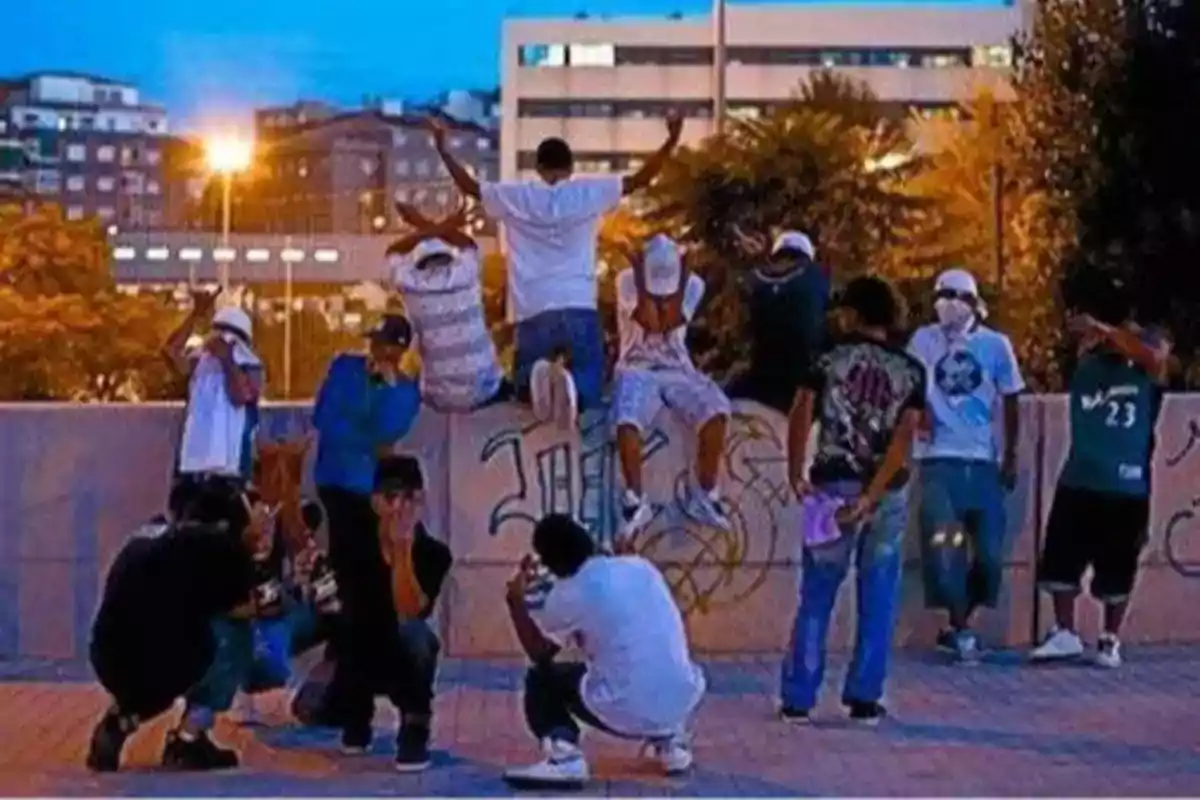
86;483;261;772
336;454;452;771
613;234;732;542
503;514;704;789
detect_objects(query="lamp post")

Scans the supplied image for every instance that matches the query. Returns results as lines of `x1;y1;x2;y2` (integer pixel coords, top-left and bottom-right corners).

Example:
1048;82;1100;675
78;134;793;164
204;136;253;291
713;0;727;135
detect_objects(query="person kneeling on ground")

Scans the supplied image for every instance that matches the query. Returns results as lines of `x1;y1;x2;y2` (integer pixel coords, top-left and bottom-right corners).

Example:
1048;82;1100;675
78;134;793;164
780;277;925;725
614;234;732;541
503;514;704;788
336;454;452;771
387;198;512;412
86;483;261;772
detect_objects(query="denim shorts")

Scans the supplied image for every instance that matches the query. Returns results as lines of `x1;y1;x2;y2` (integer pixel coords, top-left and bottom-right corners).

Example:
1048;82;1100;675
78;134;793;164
513;308;605;411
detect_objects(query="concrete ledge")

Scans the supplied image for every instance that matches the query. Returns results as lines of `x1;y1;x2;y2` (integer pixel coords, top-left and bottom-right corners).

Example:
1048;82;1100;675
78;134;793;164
2;395;1199;661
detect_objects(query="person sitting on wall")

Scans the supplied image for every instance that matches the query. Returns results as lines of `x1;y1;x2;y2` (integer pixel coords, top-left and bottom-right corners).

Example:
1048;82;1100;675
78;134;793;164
502;514;704;789
907;268;1024;664
86;482;261;772
386;198;512;411
308;315;422;751
161;286;264;514
725;229;831;414
426;112;683;429
613;234;733;542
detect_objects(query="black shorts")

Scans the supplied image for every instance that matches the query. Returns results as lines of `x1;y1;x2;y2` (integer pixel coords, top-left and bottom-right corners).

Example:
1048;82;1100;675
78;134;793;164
1038;485;1149;602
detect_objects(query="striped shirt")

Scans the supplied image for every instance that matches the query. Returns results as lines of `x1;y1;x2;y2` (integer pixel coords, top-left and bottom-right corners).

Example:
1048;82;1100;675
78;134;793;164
393;248;503;411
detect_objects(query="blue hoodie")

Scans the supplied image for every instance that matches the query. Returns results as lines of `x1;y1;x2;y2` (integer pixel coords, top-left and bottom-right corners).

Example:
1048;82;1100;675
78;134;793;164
313;353;421;495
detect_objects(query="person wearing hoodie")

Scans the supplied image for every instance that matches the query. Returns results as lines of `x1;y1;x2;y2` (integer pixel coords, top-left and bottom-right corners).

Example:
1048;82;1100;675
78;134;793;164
311;314;421;744
386;198;510;411
907;269;1024;664
426;113;683;429
726;230;831;414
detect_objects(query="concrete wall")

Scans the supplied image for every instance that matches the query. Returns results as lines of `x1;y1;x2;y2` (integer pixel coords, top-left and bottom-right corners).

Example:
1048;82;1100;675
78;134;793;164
2;396;1199;663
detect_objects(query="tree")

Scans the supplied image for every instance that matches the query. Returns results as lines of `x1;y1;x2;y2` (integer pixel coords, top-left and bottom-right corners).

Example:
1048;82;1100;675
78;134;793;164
644;71;928;377
0;204;180;401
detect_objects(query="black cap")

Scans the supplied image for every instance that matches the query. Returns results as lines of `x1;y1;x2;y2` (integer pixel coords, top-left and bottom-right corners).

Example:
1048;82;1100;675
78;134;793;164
367;314;413;348
375;454;425;494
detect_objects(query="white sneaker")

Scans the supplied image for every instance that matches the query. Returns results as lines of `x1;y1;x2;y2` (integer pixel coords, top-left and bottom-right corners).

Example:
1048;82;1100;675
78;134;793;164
503;739;589;787
641;735;693;775
1095;633;1123;668
1030;627;1085;662
551;362;578;430
529;359;555;423
683;485;732;530
620;490;654;539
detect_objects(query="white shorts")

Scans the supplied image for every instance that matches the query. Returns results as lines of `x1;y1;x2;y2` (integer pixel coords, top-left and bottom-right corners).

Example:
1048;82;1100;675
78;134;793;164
612;366;731;433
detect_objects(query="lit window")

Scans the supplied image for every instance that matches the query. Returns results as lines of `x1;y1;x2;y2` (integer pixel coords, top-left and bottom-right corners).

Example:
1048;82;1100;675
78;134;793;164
147;180;160;195
415;160;430;177
113;247;135;260
97;206;115;220
246;249;270;262
972;44;1013;68
213;248;236;262
179;248;203;262
97;146;115;163
396;159;410;176
146;149;162;165
314;249;339;263
281;248;305;262
146;248;169;261
568;43;615;66
66;144;86;162
519;43;567;67
67;175;85;192
97;176;116;192
393;131;408;147
66;206;85;221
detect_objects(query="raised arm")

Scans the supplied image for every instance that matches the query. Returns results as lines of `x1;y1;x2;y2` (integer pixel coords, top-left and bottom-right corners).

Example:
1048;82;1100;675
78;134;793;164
426;118;481;199
1071;314;1173;384
621;111;683;196
394;198;478;251
162;287;220;375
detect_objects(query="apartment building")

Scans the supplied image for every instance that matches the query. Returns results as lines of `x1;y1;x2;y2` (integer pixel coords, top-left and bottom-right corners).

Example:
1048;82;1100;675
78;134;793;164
249;98;499;235
0;72;171;226
501;2;1028;179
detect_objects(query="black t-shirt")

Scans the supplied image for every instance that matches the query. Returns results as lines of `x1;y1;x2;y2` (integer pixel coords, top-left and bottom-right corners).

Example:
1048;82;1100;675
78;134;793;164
801;335;926;487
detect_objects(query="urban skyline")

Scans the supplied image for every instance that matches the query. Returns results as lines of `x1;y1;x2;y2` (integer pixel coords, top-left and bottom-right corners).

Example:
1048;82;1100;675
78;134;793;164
5;0;1014;130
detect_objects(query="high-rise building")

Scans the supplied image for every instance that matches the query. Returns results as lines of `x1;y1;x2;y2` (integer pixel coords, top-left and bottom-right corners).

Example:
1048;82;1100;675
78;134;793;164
248;97;499;235
500;2;1028;180
0;72;171;226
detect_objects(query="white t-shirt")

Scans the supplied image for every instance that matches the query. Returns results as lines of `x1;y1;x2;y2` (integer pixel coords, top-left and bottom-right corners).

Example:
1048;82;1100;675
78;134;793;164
908;323;1025;462
532;556;706;737
480;176;623;322
615;269;705;371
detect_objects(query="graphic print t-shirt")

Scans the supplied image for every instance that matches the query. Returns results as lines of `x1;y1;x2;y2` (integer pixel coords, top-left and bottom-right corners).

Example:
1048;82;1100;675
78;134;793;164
802;335;926;487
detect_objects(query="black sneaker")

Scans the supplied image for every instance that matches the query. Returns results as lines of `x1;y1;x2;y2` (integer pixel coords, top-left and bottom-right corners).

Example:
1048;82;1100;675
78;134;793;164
85;711;130;772
341;725;372;755
162;730;240;770
935;628;958;654
779;707;811;725
394;724;431;773
847;701;887;725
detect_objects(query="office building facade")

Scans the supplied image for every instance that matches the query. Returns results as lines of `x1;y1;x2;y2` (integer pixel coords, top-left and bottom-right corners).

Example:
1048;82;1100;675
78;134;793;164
500;2;1028;179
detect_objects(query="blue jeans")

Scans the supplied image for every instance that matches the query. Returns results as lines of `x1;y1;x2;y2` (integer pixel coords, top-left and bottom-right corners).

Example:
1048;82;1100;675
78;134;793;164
780;483;908;711
918;459;1007;615
184;602;321;729
243;603;323;694
513;308;605;411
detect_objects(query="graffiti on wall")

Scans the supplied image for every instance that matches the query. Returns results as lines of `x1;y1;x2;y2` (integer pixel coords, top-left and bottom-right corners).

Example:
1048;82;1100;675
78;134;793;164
1162;414;1200;578
478;405;793;615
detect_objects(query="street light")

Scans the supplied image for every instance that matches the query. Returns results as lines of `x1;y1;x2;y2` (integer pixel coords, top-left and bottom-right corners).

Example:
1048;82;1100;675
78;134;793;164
205;135;253;291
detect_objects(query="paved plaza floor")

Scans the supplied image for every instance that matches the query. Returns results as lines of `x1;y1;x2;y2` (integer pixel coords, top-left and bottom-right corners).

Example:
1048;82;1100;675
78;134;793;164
0;647;1197;796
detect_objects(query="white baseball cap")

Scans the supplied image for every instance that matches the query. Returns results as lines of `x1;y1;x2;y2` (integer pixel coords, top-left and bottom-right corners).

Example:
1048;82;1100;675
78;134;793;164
410;238;455;265
212;306;253;344
643;234;683;296
935;268;981;298
771;231;816;260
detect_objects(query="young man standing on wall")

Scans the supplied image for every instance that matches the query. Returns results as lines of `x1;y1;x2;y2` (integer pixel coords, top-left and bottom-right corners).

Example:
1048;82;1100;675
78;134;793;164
427;114;683;428
1031;286;1172;668
908;269;1024;664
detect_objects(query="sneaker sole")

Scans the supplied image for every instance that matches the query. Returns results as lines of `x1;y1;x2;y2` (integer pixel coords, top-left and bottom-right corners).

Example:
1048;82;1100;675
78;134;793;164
340;745;370;756
529;362;554;423
394;760;431;773
551;364;578;430
780;715;812;726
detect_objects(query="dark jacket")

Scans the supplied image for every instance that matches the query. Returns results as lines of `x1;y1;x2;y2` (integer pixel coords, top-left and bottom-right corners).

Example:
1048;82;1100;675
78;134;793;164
407;522;453;620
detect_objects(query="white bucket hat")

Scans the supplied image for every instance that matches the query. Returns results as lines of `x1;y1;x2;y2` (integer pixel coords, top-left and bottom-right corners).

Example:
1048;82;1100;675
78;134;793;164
935;268;988;319
643;234;682;296
212;306;253;344
771;231;816;260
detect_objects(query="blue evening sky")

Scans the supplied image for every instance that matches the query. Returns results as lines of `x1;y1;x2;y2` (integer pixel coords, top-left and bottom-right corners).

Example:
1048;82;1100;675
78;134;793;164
4;1;1005;130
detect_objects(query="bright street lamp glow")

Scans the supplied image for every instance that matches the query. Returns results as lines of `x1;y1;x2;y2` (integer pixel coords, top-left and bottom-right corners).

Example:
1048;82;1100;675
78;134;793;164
205;136;253;173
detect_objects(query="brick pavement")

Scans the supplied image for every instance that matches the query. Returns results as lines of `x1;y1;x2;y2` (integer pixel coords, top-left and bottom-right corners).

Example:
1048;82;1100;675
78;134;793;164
0;647;1198;796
